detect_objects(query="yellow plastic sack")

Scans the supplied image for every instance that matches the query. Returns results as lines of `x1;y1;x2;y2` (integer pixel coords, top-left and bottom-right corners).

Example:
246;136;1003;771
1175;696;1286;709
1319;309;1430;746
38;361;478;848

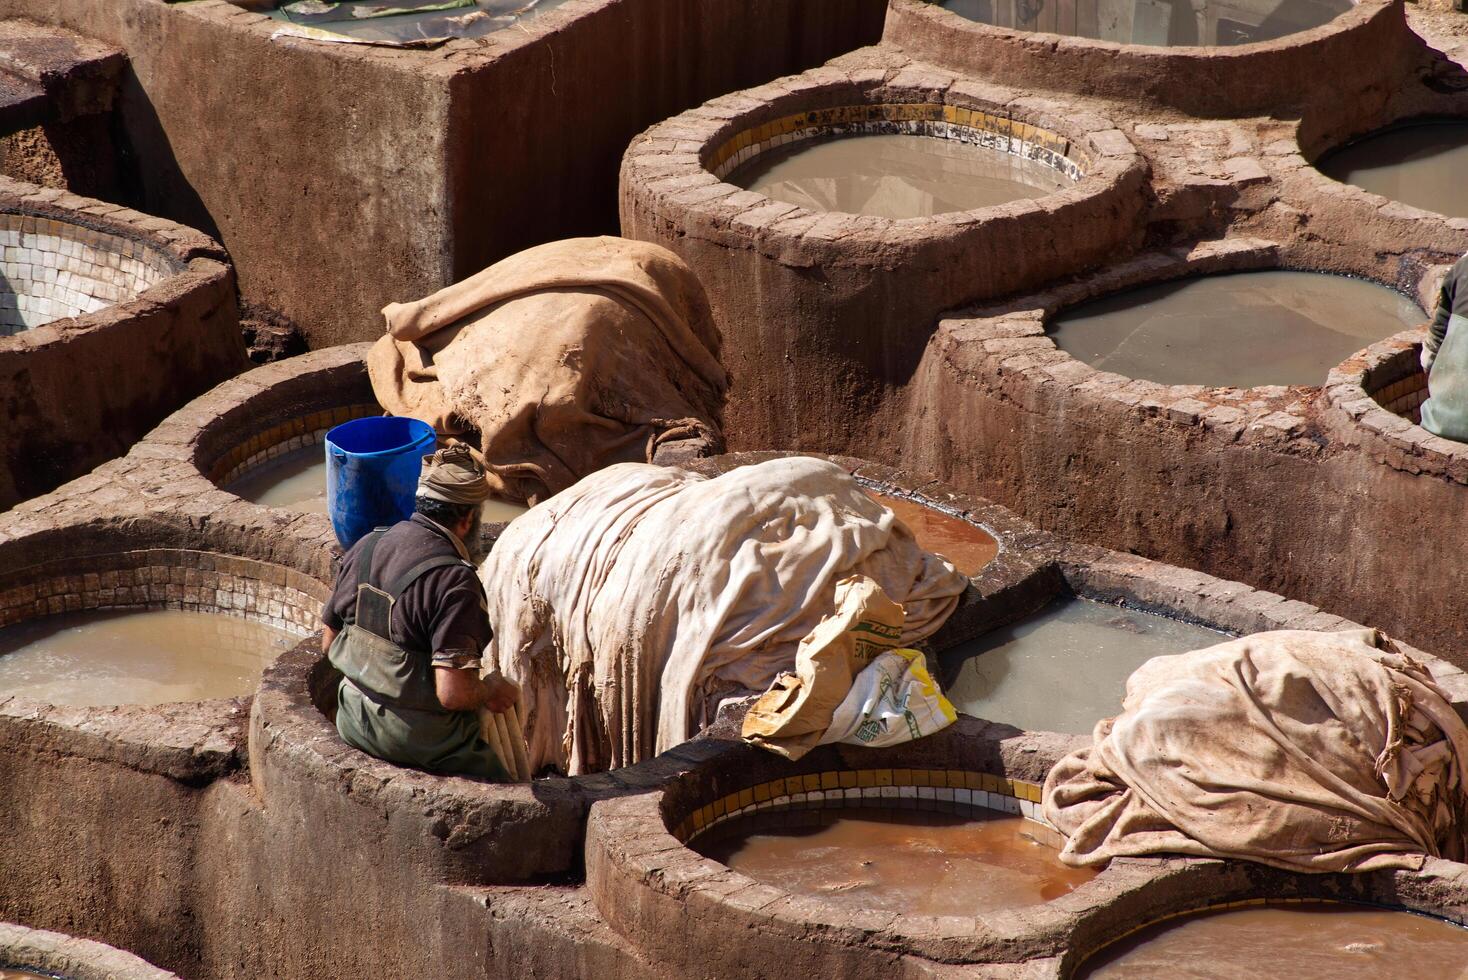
742;575;905;760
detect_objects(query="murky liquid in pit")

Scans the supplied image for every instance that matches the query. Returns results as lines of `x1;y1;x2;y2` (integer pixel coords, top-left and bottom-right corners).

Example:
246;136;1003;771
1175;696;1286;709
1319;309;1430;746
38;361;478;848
1317;121;1468;218
1048;270;1421;388
0;970;53;980
941;596;1227;734
695;807;1096;916
728;133;1070;218
0;609;298;705
227;448;331;514
870;492;999;576
228;451;531;523
935;0;1350;46
1078;902;1468;978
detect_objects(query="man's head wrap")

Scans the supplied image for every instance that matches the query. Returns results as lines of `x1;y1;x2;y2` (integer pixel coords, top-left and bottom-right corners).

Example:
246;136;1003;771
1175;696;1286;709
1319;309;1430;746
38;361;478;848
417;444;491;505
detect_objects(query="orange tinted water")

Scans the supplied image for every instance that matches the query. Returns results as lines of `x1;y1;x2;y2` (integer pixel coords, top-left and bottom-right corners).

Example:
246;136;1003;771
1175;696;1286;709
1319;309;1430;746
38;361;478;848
0;608;298;705
1079;903;1468;978
870;492;999;576
696;807;1095;916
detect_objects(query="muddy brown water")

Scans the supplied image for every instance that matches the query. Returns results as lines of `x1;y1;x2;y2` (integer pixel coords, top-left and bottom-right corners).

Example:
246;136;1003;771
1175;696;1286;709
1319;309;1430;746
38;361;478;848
0;608;298;705
728;133;1069;218
934;0;1350;46
1317;121;1468;218
1048;270;1421;388
1078;902;1468;978
0;970;53;980
228;452;530;523
871;492;999;576
695;806;1095;916
940;596;1227;734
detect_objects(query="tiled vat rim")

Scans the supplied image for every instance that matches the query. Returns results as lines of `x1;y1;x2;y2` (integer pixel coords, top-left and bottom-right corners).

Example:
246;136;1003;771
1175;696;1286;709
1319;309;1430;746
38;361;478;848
0;210;177;336
706;103;1089;184
1324;330;1468;484
1070;896;1465;970
670;767;1050;845
209;402;379;488
0;548;326;636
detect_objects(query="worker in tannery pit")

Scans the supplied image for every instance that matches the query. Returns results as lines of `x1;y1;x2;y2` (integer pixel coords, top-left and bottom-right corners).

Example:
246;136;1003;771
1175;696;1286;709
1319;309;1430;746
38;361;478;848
1420;253;1468;442
318;444;519;780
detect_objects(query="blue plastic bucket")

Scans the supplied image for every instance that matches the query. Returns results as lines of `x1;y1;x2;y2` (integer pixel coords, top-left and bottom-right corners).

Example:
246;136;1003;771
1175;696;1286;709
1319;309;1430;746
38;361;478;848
325;416;437;550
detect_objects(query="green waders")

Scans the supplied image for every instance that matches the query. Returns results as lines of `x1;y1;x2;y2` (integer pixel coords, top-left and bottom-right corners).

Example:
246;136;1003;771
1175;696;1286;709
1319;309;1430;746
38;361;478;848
1423;313;1468;443
328;529;508;781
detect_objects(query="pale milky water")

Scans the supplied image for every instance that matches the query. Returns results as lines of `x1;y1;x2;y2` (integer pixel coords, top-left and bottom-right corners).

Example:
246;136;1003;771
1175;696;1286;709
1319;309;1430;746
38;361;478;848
728;133;1069;218
696;807;1096;916
941;596;1228;734
935;0;1351;46
1317;121;1468;218
1079;903;1468;978
0;609;298;705
1048;270;1421;388
227;448;330;514
227;451;531;523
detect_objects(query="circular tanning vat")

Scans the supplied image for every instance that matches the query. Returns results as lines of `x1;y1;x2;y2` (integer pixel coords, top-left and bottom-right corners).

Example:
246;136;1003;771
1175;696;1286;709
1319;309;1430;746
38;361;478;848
881;0;1415;118
1314;119;1468;221
1077;901;1468;977
897;238;1468;654
0;922;178;980
584;727;1150;975
1046;268;1420;389
621;61;1146;451
0;184;243;509
1322;330;1468;488
139;343;529;524
0;519;323;710
1062;857;1468;979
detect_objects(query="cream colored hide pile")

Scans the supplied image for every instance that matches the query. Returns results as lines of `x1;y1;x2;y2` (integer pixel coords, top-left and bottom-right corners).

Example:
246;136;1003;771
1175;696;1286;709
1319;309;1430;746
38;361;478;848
369;236;729;504
478;457;969;775
1044;629;1468;873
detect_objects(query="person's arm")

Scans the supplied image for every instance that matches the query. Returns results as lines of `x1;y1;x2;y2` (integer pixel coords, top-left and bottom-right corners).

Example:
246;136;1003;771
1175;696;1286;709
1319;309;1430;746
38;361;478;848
321;624;338;655
433;664;518;712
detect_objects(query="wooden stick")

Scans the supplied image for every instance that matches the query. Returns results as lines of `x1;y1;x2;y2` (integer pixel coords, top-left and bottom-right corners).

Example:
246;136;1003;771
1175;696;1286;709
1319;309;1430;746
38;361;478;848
507;702;532;782
492;710;523;782
480;708;512;780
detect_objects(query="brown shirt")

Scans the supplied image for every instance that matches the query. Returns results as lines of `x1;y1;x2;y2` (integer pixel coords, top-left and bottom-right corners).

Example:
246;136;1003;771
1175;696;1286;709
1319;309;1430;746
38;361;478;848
322;514;491;669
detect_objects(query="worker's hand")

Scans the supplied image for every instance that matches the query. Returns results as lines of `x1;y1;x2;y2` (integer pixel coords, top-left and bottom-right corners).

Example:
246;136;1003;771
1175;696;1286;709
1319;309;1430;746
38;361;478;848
1422;343;1438;374
481;671;520;713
